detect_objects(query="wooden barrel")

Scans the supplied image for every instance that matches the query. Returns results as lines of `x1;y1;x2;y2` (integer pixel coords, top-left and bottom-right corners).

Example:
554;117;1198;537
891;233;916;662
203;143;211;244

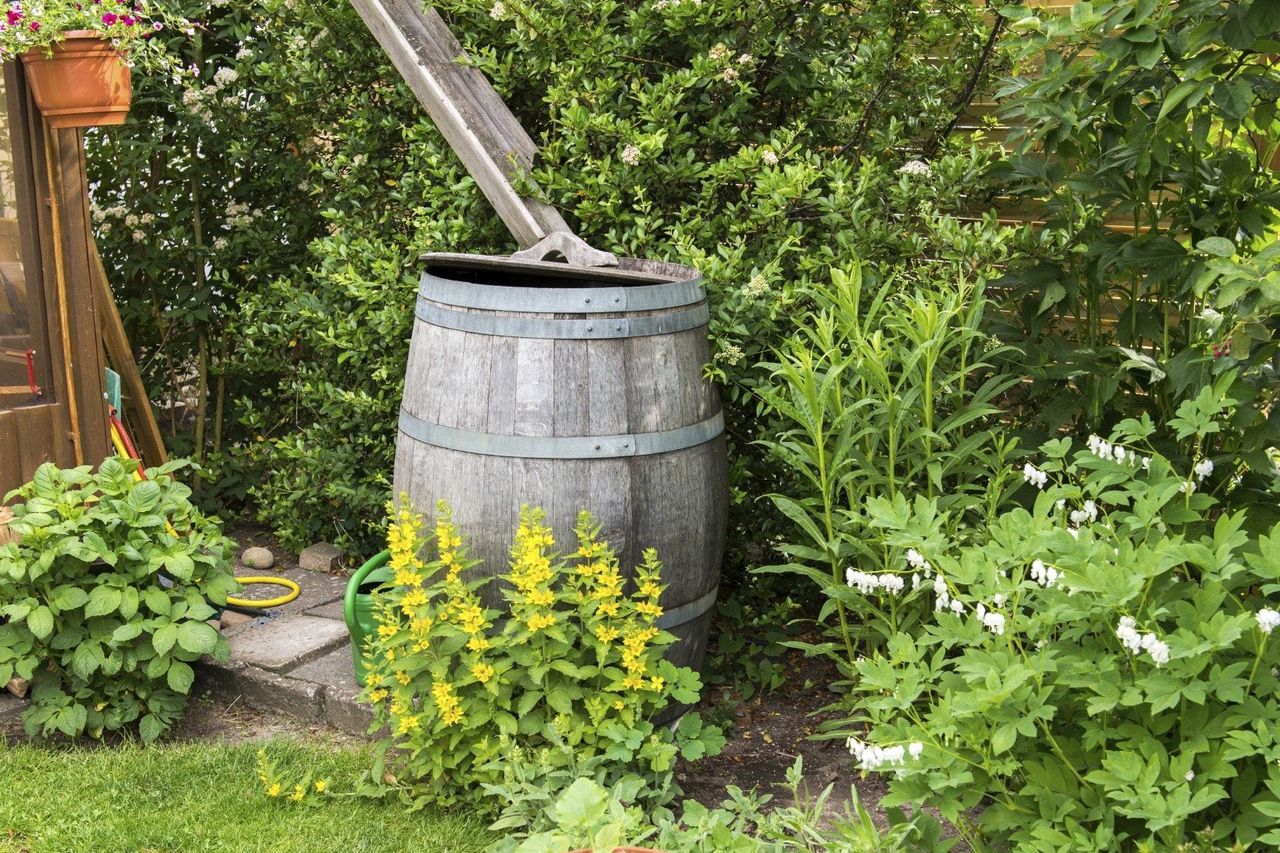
394;253;727;679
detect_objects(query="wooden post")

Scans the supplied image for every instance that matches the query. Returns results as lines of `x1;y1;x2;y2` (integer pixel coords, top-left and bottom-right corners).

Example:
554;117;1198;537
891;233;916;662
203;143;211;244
90;241;167;467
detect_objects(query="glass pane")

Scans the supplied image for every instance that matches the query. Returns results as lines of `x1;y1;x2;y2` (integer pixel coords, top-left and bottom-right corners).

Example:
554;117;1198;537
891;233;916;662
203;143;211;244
0;72;39;411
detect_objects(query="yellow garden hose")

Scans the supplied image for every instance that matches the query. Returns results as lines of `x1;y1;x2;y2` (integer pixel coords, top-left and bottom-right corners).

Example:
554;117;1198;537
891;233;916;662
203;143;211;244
227;577;301;609
108;409;300;611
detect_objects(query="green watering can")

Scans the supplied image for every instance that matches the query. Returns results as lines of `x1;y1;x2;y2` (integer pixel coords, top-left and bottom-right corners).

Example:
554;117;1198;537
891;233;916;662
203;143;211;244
344;550;392;687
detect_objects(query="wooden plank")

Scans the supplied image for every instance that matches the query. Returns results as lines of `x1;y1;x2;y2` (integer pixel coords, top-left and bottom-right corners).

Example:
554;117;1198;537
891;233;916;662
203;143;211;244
48;127;108;465
89;240;166;466
8;65;74;467
14;403;52;480
0;413;22;495
348;0;570;247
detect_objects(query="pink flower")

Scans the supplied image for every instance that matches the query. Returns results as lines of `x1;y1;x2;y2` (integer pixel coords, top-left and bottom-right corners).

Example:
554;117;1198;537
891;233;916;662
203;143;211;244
101;11;117;24
121;14;135;25
27;19;37;30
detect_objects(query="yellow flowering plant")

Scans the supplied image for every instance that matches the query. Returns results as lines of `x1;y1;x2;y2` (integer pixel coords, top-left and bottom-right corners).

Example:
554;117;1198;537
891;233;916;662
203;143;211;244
361;500;722;815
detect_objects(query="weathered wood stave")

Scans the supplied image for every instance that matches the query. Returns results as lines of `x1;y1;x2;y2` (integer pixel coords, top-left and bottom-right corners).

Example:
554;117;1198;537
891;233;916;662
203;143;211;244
394;254;727;682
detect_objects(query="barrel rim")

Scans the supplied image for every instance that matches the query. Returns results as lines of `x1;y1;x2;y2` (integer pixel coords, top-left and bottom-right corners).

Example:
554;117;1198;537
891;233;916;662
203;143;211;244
420;272;706;314
419;252;701;286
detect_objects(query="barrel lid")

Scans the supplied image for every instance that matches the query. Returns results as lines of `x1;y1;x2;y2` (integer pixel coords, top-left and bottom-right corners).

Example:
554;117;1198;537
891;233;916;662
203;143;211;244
419;252;700;286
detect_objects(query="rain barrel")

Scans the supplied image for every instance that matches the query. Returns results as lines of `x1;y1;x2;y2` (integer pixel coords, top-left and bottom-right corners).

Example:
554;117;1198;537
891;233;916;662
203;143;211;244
393;253;727;675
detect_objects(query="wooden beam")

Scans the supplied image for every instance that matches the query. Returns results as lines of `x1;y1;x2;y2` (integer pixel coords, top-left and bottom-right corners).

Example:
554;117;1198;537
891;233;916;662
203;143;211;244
349;0;570;248
45;126;108;466
90;240;167;467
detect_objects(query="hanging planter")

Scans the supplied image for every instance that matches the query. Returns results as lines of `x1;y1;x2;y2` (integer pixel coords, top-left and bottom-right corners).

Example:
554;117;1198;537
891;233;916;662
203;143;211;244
21;30;132;129
0;3;188;130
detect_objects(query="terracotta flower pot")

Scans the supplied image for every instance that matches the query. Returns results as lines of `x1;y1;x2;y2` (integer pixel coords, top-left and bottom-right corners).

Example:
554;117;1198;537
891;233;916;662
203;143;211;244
21;30;132;128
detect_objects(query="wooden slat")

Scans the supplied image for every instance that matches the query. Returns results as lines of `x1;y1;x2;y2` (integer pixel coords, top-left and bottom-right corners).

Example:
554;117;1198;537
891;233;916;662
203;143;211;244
47;127;108;465
90;240;167;467
348;0;570;248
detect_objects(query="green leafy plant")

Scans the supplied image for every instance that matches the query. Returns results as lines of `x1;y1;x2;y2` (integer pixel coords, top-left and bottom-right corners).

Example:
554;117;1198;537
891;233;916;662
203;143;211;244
496;757;947;852
361;501;723;817
842;392;1280;849
992;0;1280;452
754;262;1019;665
0;458;238;742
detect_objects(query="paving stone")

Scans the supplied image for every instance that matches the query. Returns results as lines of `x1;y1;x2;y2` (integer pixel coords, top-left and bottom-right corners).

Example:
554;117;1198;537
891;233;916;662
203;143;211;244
219;610;255;631
226;614;350;674
289;646;360;692
322;685;375;737
305;600;347;622
240;546;275;570
231;567;347;616
196;660;323;722
299;542;343;572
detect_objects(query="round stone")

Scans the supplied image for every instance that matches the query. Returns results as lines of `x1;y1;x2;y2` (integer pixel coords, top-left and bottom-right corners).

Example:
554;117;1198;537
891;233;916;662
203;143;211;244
240;546;275;570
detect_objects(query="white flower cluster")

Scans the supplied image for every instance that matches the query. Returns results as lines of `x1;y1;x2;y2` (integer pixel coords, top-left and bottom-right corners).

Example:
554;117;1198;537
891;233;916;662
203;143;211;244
708;43;730;61
760;149;779;166
620;144;642;166
1069;500;1098;526
225;201;263;230
897;159;931;177
741;274;768;298
975;602;1005;635
1086;435;1151;470
933;573;962;614
652;0;701;9
1116;616;1170;666
846;569;905;595
846;737;924;770
717;343;744;366
1257;608;1280;635
213;67;239;89
1023;463;1048;489
489;1;506;19
1193;459;1214;481
1029;558;1060;588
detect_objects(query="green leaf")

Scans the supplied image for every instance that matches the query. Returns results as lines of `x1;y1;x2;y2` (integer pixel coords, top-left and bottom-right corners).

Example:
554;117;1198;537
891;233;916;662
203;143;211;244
111;623;143;644
84;586;123;618
138;713;165;743
50;585;89;611
176;621;219;656
28;605;53;640
1157;80;1209;122
166;660;195;694
144;587;171;615
72;642;105;680
152;623;178;656
1196;237;1236;258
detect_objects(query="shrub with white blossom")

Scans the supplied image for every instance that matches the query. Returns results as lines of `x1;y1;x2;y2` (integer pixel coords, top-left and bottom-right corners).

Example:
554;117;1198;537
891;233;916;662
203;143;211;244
838;396;1280;850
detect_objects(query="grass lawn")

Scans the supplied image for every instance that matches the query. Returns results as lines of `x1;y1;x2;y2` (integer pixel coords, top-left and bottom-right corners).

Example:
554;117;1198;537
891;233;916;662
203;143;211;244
0;739;491;852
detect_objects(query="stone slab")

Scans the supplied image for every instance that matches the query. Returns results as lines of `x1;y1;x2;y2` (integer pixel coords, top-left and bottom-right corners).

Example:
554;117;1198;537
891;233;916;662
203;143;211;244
196;660;324;722
299;542;343;572
305;600;347;622
289;647;360;692
226;614;350;674
229;567;348;617
322;685;375;737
